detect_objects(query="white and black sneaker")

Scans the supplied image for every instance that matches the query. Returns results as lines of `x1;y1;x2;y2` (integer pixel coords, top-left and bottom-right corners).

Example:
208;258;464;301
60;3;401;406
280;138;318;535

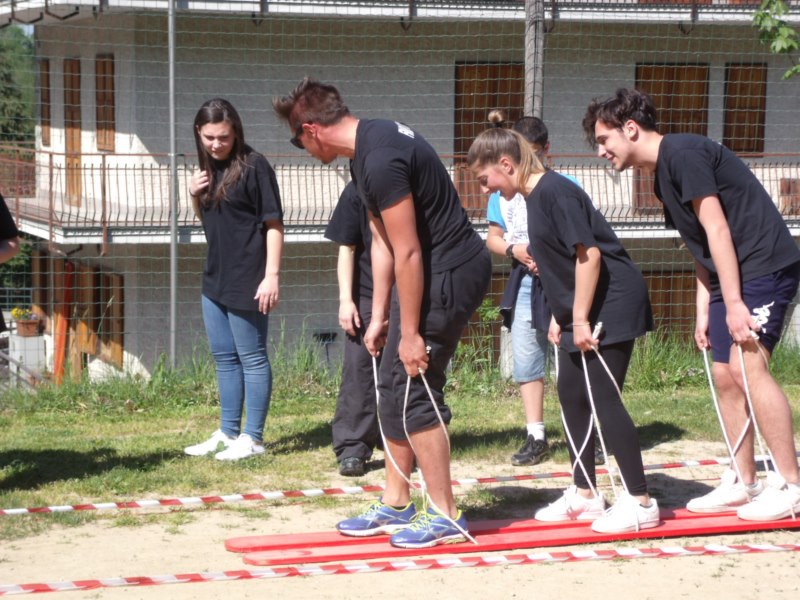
511;435;550;466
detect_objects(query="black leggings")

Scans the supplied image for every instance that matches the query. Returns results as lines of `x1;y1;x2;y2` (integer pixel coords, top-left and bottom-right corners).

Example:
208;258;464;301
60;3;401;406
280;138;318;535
557;339;647;496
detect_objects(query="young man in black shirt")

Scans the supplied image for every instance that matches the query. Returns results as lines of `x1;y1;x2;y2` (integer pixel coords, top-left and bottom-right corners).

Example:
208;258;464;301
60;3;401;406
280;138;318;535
274;79;491;548
324;182;379;477
584;88;800;522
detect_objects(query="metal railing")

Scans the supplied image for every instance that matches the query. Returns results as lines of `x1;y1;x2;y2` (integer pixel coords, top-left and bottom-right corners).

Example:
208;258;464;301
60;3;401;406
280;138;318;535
1;146;799;239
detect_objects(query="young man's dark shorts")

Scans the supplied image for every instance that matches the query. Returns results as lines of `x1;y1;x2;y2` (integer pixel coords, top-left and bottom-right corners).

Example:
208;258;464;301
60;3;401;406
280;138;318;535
377;249;491;439
708;261;800;363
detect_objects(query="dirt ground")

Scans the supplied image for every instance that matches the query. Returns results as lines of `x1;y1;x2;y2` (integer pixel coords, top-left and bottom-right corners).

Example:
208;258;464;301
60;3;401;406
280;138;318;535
2;440;799;600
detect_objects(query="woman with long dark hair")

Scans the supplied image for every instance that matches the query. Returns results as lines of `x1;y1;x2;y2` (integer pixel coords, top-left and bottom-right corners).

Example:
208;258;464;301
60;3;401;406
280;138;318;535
184;98;284;461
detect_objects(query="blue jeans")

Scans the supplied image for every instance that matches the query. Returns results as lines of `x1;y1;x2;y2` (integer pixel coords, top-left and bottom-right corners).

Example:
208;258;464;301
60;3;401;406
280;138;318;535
201;294;272;442
511;275;548;383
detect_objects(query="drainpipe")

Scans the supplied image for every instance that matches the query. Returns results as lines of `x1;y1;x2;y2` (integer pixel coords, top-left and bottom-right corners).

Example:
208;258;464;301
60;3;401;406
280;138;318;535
524;0;546;118
168;0;177;368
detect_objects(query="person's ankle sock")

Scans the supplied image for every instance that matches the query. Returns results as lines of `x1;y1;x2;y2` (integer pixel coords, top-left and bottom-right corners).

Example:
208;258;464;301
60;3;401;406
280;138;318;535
526;422;546;441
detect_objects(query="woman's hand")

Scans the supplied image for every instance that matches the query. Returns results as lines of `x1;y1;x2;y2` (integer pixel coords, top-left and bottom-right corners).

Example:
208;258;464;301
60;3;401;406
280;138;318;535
572;322;597;352
548;317;561;346
254;274;279;314
190;169;210;198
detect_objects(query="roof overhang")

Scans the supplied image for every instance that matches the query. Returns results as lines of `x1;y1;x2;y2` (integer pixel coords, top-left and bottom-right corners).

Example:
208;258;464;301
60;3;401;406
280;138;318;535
2;1;797;27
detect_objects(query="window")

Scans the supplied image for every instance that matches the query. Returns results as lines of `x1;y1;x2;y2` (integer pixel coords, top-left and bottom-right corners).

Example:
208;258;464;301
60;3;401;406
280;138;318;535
636;64;709;136
40;59;51;147
723;63;767;154
454;61;524;157
634;63;710;214
454;62;524;217
95;54;115;152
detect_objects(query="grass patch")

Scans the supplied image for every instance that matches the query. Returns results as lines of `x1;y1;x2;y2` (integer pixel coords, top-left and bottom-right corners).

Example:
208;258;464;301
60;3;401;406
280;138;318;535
1;334;798;541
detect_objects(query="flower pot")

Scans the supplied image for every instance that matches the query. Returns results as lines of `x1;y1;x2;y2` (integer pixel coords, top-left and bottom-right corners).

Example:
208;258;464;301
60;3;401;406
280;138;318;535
15;319;41;337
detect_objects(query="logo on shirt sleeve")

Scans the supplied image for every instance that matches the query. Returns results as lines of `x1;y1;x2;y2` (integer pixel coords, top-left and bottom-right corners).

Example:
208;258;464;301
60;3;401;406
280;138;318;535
396;122;415;139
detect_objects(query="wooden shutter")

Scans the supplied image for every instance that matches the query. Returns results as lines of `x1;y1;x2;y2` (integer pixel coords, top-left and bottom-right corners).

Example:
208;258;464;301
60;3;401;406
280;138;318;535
95;54;116;152
723;63;767;154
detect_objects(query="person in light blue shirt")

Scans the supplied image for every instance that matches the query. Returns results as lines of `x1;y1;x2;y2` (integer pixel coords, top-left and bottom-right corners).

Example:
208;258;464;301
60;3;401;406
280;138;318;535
483;111;590;467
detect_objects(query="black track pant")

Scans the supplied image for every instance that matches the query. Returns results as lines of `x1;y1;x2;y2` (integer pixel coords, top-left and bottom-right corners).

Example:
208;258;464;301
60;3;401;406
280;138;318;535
557;339;647;496
332;294;379;462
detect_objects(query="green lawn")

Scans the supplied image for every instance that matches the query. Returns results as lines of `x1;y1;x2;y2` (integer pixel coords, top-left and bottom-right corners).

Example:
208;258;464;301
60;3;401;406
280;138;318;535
2;336;799;540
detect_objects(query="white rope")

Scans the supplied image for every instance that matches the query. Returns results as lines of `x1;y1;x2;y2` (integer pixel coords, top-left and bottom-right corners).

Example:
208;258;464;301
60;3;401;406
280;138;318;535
552;321;627;502
553;348;601;499
701;347;750;486
579;323;629;500
372;355;411;488
735;340;776;478
372;351;477;545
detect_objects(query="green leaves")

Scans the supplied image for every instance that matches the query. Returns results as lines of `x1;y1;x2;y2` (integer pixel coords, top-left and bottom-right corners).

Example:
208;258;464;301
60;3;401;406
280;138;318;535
754;0;800;79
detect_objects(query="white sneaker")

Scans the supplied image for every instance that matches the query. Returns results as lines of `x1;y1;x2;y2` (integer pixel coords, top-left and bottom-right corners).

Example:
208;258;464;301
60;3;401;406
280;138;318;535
534;485;607;522
737;472;800;522
686;468;764;513
184;429;235;456
591;493;660;534
214;434;265;461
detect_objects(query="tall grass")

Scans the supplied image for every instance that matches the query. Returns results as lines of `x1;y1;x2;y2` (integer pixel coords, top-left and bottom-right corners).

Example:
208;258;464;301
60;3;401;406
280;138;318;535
625;329;706;392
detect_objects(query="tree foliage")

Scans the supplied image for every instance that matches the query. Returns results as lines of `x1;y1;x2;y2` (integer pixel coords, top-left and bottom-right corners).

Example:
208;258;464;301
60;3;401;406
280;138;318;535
0;27;34;297
754;0;800;80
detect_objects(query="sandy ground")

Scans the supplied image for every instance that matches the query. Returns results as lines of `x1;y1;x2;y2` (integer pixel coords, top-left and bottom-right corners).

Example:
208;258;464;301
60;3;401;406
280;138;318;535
2;440;799;600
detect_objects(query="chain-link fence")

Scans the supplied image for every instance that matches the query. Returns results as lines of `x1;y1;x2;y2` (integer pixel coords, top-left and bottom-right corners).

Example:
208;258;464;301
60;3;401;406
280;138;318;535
0;1;798;383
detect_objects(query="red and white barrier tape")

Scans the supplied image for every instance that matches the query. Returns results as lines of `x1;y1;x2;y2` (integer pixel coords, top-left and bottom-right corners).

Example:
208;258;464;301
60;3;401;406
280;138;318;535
0;456;744;517
0;456;738;516
1;541;797;595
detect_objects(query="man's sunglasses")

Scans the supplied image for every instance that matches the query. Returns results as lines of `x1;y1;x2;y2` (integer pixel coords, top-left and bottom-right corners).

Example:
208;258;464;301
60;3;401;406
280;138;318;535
290;125;305;149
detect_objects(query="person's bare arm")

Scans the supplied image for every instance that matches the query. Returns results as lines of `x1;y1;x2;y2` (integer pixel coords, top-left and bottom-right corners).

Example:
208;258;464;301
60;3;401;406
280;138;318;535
692;195;754;344
336;244;360;337
254;219;284;314
694;259;712;350
364;214;394;356
572;244;601;351
0;236;20;264
377;194;428;376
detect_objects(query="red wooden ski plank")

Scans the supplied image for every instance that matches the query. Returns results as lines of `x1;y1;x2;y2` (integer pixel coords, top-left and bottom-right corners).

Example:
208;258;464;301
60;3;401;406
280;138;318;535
226;508;715;553
226;517;535;553
241;513;800;566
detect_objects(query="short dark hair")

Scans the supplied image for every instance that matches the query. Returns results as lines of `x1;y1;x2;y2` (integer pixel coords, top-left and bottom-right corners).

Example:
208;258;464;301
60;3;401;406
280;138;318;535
486;111;548;148
512;116;548;148
583;88;658;148
272;77;350;129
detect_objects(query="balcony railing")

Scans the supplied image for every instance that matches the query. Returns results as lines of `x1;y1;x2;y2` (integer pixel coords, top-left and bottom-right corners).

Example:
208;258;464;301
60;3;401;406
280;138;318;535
1;145;799;243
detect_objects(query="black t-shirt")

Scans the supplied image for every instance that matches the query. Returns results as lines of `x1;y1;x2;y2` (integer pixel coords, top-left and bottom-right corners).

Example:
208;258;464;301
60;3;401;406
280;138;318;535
0;194;20;333
655;134;800;291
350;119;484;273
528;171;653;351
200;150;283;311
325;182;373;299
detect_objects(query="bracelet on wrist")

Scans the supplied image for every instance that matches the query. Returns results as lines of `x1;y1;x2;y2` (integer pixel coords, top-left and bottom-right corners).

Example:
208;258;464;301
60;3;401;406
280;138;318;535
573;322;590;327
